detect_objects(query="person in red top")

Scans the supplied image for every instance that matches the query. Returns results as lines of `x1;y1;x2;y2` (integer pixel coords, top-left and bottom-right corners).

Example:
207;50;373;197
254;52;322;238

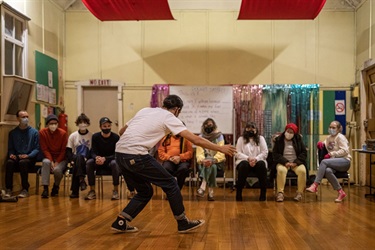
158;133;193;190
39;114;68;198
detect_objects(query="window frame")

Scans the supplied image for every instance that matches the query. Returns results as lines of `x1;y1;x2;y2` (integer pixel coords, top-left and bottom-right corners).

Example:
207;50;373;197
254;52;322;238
1;2;30;78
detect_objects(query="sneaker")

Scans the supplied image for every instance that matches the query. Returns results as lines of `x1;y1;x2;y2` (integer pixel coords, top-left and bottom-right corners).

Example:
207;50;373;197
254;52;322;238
196;188;205;198
18;189;29;198
127;191;135;200
111;190;120;200
178;217;205;233
5;189;12;197
294;192;303;202
306;184;318;193
70;193;79;199
80;180;87;191
111;217;139;233
335;191;347;203
207;191;214;201
85;190;96;200
41;189;49;198
51;185;59;197
276;192;284;202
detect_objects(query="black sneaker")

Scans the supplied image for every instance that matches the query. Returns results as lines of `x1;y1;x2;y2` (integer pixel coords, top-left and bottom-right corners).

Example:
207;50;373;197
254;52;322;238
51;185;59;197
80;180;87;191
41;189;49;198
70;193;79;199
177;217;205;233
111;217;139;233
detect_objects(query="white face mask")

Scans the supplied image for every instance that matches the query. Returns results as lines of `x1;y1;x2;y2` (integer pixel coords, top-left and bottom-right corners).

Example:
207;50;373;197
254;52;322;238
284;132;294;140
78;123;88;131
328;128;337;136
48;124;58;132
20;117;29;126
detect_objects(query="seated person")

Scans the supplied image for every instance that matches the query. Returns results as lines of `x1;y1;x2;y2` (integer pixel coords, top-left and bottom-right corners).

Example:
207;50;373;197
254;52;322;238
235;122;268;201
5;110;39;198
85;117;121;200
273;123;307;202
158;132;193;191
196;118;226;201
39;114;68;198
306;120;351;202
66;113;92;198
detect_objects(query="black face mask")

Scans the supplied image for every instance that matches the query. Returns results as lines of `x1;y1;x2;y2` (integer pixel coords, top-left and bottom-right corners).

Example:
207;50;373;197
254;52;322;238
204;126;214;134
245;131;255;137
101;128;111;134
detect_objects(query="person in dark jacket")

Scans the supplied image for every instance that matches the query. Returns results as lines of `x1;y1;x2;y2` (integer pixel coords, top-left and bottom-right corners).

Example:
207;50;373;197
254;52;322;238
273;123;307;202
85;117;120;200
5;110;39;198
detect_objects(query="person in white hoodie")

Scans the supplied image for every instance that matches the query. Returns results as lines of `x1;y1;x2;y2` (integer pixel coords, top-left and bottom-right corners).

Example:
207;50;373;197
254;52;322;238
235;122;269;201
306;120;351;203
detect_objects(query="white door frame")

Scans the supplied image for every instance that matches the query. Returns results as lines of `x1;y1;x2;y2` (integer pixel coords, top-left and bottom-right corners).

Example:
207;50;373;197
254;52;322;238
75;80;125;129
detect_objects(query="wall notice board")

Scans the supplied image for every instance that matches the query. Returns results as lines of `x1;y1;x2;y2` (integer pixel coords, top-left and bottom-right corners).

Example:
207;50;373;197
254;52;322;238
169;86;233;134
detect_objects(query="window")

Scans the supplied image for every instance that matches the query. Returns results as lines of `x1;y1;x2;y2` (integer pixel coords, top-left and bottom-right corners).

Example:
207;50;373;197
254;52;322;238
1;3;30;77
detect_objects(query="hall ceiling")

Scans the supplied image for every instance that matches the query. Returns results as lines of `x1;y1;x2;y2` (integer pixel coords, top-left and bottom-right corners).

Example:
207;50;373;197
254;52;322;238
51;0;363;12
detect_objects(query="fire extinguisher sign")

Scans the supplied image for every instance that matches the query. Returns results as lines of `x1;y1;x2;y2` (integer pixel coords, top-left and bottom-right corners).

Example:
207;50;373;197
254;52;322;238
335;100;345;115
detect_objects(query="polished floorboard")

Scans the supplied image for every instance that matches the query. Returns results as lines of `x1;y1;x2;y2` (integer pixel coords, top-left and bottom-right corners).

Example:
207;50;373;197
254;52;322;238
1;181;375;250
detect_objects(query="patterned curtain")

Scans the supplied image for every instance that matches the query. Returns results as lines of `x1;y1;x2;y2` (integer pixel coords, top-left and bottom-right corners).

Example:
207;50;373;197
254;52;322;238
150;84;169;107
233;84;320;171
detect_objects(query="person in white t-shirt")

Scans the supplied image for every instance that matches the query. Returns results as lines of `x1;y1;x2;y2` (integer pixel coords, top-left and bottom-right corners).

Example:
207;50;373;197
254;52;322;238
111;95;236;234
66;113;92;198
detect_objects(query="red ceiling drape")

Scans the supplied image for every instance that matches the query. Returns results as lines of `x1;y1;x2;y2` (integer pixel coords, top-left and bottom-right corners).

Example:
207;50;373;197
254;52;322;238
238;0;326;20
82;0;174;21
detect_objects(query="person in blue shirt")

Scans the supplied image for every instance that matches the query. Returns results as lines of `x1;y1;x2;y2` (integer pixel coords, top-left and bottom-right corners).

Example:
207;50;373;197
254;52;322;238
4;110;39;198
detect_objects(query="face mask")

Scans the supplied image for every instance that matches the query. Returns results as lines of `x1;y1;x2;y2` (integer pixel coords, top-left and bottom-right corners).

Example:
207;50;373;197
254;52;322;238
48;124;58;132
328;128;337;136
20;117;29;126
78;123;88;131
245;131;255;137
101;128;111;134
204;126;214;134
284;132;294;140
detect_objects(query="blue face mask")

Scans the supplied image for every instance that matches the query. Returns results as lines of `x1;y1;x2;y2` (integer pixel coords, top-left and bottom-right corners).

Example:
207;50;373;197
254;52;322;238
328;128;337;136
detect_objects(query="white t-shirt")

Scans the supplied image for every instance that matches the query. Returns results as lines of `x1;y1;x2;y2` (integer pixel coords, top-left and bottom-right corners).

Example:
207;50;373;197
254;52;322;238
66;130;92;157
116;107;186;155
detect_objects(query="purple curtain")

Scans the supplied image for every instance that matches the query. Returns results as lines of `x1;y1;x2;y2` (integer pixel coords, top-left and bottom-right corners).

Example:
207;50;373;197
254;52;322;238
150;84;169;107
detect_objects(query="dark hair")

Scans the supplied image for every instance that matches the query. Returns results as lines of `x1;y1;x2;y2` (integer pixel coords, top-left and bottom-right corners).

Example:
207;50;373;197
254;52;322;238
201;118;217;131
163;95;184;110
75;113;90;125
243;122;260;145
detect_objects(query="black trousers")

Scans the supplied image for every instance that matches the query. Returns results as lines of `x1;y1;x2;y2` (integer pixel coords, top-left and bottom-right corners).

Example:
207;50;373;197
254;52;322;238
70;155;87;194
236;160;267;191
5;158;36;191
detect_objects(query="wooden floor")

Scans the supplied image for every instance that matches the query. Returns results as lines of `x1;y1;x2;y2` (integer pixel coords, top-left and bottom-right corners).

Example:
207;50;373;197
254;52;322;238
1;181;375;250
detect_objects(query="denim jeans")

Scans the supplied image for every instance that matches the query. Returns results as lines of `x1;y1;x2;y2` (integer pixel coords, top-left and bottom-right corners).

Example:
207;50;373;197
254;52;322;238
116;152;185;221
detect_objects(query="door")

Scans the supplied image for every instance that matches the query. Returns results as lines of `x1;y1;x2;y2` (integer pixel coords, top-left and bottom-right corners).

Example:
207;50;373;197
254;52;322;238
82;86;119;133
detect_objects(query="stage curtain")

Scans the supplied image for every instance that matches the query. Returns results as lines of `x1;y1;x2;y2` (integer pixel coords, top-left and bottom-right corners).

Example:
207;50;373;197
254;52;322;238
82;0;174;21
238;0;326;20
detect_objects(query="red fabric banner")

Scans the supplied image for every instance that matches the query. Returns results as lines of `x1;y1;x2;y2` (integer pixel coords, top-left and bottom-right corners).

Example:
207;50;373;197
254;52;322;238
82;0;174;21
238;0;326;20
